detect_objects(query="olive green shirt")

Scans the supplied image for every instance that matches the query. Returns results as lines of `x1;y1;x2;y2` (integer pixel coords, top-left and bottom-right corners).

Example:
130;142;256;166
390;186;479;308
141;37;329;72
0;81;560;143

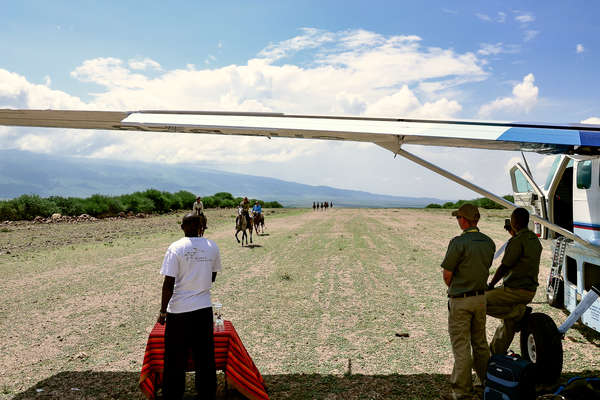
501;228;542;292
441;227;496;296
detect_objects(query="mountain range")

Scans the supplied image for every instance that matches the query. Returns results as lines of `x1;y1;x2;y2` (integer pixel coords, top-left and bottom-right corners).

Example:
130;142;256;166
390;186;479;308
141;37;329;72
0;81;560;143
0;149;446;207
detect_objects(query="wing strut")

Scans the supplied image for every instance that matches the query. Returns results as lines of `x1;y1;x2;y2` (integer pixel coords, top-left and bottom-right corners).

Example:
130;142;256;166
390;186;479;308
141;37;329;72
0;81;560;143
384;145;600;254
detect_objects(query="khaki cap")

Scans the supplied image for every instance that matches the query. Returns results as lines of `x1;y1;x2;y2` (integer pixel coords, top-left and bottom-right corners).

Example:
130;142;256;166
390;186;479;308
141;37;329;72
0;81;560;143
451;203;480;221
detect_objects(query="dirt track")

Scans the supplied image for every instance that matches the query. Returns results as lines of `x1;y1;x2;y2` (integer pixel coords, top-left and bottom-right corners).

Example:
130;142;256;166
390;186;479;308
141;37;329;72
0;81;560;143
1;208;599;399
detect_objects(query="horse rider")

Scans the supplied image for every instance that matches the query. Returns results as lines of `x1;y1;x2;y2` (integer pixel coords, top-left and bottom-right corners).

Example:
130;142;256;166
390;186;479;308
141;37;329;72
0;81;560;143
240;197;251;227
192;196;207;230
252;201;262;218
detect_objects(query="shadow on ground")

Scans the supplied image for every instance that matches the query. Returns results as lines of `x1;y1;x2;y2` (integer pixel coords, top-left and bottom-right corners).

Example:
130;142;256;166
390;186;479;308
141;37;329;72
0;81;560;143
12;370;600;399
11;371;449;400
568;323;600;347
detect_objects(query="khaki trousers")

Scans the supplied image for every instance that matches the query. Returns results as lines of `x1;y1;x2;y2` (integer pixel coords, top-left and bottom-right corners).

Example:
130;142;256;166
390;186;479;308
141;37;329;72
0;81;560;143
486;286;535;355
448;295;489;399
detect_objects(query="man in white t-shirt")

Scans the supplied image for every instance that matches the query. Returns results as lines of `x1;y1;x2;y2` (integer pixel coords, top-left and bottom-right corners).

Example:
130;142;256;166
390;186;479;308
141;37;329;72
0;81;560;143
157;213;221;400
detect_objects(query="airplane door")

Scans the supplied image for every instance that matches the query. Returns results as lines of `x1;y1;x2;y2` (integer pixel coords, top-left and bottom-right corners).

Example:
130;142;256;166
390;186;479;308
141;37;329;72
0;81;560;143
510;163;548;238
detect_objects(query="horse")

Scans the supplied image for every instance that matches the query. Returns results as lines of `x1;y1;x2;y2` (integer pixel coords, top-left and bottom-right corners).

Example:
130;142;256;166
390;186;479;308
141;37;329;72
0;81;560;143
235;207;253;246
253;211;265;235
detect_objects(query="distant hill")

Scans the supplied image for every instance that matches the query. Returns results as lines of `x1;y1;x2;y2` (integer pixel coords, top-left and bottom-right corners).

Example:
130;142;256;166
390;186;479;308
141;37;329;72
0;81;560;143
0;149;445;207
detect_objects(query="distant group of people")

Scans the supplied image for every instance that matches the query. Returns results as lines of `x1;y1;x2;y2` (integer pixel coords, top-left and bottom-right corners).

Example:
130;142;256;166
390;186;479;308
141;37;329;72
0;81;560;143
441;204;541;400
312;201;332;211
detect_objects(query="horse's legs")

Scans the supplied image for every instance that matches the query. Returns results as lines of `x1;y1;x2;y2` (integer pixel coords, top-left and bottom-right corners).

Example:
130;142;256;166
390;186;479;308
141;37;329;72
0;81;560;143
235;230;240;243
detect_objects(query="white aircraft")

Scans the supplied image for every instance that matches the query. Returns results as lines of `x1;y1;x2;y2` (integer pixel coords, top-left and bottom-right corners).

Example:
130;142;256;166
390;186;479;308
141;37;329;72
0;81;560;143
2;108;600;383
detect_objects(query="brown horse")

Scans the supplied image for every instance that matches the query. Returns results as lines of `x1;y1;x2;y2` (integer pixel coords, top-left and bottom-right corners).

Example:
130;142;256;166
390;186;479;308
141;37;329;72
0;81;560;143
235;208;253;246
253;212;265;235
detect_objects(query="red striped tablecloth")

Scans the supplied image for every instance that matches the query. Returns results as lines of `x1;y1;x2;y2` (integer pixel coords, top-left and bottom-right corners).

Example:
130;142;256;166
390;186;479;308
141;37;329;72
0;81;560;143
139;320;269;400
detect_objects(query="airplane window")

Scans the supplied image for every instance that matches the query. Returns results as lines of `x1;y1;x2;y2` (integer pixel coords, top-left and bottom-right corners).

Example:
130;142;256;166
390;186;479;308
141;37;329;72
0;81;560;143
514;170;533;192
544;156;561;190
583;262;600;292
576;160;592;189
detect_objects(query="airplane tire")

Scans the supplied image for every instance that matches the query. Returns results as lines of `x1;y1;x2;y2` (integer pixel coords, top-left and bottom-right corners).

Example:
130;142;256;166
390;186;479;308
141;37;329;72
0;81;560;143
546;277;564;308
520;312;563;383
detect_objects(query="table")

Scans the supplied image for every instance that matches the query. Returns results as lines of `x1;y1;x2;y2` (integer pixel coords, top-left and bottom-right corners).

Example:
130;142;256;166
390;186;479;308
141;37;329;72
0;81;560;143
139;320;269;400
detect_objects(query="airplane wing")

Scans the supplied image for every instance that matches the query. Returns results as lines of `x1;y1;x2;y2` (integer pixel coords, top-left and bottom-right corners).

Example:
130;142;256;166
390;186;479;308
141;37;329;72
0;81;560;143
1;109;600;155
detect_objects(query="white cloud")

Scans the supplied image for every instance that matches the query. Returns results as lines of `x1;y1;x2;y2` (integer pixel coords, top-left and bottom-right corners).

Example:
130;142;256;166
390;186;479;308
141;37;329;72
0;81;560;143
523;30;539;42
581;117;600;124
478;73;539;117
128;58;162;71
0;28;499;197
478;42;520;56
515;13;535;24
461;171;475;181
0;69;85;109
504;156;522;174
477;12;506;23
364;85;461;118
576;44;585;54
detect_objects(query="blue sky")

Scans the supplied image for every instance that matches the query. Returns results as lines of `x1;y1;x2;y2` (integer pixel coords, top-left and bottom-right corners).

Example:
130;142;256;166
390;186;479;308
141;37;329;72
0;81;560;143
1;1;599;199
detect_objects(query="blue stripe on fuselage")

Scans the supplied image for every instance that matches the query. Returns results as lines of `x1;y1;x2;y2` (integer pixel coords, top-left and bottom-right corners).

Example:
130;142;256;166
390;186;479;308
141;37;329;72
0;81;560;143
580;131;600;146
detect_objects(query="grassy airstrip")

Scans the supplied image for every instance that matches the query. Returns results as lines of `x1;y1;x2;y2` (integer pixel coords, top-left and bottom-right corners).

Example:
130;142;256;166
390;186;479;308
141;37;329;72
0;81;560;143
1;208;600;399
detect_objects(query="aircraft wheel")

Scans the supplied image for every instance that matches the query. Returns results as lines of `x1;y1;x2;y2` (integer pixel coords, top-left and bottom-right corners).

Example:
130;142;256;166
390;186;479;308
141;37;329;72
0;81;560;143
519;312;563;383
546;276;564;308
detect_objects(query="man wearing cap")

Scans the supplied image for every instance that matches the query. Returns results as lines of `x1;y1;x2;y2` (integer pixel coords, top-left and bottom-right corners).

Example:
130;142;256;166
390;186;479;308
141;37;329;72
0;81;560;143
441;203;495;400
486;207;542;356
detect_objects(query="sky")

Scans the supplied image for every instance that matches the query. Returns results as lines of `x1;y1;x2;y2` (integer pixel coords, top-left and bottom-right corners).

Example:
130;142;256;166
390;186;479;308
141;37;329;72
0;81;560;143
1;1;599;200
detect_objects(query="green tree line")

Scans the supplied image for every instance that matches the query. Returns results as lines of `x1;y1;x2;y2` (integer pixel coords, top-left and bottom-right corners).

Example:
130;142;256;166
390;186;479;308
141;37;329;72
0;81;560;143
0;190;283;221
425;195;515;210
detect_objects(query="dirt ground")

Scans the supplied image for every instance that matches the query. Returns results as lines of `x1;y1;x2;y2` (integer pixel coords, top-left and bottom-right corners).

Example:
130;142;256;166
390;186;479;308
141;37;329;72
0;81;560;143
1;208;599;399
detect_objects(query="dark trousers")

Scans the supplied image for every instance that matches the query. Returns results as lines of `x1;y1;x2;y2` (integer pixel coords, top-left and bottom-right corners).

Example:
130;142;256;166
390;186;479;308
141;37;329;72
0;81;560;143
163;307;216;400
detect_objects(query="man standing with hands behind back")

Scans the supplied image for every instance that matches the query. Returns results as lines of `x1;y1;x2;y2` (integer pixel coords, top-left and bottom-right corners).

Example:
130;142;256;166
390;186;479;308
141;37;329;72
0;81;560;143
486;207;542;356
158;213;222;400
441;204;495;400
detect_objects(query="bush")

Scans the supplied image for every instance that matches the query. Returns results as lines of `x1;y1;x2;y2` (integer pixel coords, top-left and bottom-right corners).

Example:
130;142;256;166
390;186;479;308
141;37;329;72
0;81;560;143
0;201;18;220
12;194;60;219
503;195;514;203
0;190;284;220
119;193;155;214
434;195;514;211
82;194;125;217
175;190;196;210
213;192;234;201
202;196;217;209
162;191;182;211
143;189;170;213
48;196;86;216
220;199;237;208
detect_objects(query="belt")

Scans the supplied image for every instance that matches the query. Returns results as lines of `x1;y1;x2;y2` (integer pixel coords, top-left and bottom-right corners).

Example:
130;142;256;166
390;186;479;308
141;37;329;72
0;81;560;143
448;290;485;298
